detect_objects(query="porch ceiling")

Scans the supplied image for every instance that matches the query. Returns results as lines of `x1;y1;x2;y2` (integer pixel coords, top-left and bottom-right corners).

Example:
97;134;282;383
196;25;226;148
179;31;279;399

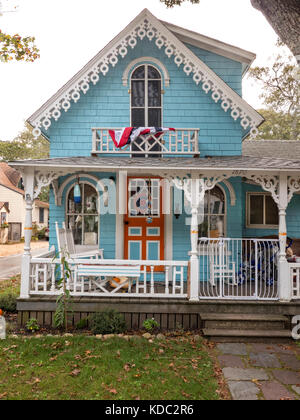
8;155;300;174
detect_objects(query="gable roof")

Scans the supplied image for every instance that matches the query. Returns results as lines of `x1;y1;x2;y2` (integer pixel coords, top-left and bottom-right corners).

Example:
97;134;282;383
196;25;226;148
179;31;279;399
0;202;10;213
160;20;256;76
0;162;24;195
243;140;300;160
28;8;263;140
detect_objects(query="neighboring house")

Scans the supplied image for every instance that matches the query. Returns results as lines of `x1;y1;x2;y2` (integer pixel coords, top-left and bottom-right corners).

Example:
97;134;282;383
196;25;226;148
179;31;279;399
0;162;49;240
10;9;300;331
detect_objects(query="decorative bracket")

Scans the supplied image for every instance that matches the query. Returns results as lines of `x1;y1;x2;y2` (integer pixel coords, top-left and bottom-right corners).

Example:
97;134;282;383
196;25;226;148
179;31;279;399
34;171;65;200
288;177;300;204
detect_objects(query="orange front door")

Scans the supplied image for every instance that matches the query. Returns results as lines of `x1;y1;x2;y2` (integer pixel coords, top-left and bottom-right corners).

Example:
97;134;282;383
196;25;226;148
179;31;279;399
124;177;164;267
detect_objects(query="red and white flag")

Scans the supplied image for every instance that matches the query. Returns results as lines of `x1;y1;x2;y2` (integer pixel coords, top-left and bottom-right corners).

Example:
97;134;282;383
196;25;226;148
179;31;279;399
109;127;175;149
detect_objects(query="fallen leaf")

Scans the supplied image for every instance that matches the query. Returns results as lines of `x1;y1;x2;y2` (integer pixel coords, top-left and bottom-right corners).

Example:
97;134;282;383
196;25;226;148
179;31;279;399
70;369;81;377
109;388;118;394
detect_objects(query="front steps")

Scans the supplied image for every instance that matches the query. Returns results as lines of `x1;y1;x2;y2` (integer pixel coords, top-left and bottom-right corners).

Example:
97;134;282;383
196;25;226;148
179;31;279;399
201;313;292;343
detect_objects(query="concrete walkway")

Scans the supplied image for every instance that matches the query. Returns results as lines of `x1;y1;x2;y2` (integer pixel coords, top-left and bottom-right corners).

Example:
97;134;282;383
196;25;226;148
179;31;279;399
216;342;300;400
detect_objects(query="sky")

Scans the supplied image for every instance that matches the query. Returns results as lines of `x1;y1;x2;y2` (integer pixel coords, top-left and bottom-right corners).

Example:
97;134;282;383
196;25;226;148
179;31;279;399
0;0;281;141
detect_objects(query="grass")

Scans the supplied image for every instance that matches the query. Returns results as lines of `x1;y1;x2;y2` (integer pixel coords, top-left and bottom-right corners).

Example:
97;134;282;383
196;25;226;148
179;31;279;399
0;275;20;297
0;335;220;400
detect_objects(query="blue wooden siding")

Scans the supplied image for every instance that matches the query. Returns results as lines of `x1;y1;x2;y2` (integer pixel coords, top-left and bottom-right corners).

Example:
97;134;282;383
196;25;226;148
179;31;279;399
48;38;243;159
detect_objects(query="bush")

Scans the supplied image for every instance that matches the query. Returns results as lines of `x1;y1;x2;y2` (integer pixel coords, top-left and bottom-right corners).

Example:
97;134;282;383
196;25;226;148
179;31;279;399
76;318;88;330
90;310;126;335
25;318;40;332
0;293;17;313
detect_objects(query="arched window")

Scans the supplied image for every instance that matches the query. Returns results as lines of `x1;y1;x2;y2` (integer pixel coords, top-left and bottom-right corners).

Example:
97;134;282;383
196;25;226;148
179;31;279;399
131;64;162;126
66;183;99;246
198;186;226;238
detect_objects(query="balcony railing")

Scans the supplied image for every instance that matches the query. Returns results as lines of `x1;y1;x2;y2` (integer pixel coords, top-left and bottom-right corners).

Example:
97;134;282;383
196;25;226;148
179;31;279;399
91;128;200;156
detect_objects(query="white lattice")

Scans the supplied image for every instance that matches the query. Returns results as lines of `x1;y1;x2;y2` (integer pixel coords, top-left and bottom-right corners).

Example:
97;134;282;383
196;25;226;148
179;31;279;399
30;10;262;139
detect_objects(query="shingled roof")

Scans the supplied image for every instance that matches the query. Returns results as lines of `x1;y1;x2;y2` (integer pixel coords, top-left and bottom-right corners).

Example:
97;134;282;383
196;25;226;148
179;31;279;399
0;162;23;195
243;140;300;160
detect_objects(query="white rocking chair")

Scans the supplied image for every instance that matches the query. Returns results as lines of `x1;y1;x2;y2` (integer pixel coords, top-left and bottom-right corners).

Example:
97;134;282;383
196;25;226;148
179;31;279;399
208;240;237;286
55;221;104;260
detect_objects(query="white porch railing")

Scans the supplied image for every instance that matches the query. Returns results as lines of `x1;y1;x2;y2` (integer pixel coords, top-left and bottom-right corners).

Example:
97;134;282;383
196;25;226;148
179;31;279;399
289;264;300;300
29;258;188;298
91;127;200;156
198;238;279;300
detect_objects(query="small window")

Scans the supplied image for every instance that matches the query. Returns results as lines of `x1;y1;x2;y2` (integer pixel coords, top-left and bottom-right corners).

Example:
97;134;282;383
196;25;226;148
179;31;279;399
1;212;7;225
247;193;278;228
39;208;45;224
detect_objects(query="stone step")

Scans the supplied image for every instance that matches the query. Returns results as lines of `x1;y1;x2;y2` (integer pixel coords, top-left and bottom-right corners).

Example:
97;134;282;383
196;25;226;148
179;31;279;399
203;328;292;343
204;320;286;330
200;313;289;322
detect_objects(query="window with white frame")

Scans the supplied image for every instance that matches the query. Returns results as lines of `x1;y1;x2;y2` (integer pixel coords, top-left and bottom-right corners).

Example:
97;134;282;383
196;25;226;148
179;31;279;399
198;187;226;238
247;192;278;228
131;64;162;156
66;183;99;245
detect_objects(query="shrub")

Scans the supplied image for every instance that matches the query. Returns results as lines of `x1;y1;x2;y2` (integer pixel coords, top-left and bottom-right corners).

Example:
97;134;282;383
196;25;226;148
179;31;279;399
76;318;88;330
90;310;126;335
25;318;40;332
0;293;17;313
143;318;160;332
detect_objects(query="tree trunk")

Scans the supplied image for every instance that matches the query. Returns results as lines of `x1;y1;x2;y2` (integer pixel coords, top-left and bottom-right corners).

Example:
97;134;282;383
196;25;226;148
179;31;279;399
251;0;300;63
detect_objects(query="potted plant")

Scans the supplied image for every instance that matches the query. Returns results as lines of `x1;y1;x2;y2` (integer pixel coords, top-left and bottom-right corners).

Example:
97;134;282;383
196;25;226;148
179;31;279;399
0;223;9;244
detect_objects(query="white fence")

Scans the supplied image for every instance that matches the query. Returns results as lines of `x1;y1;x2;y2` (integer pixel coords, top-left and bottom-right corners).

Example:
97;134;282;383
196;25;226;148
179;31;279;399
198;238;279;300
29;258;188;298
91;128;200;156
289;264;300;300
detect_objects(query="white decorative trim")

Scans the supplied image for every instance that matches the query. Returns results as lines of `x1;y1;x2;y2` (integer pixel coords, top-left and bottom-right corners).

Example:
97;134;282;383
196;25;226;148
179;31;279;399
222;180;236;206
29;9;263;139
122;57;170;87
287;177;300;204
34;171;65;200
248;174;280;205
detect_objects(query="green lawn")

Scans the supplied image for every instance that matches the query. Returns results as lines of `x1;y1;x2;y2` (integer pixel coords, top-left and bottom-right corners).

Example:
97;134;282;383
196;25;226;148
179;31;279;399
0;335;220;400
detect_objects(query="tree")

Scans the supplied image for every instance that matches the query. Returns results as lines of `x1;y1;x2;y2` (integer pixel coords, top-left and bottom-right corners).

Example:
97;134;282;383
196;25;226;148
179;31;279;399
251;0;300;63
0;124;49;161
248;42;299;140
160;0;300;63
255;109;299;140
0;1;39;62
0;31;39;62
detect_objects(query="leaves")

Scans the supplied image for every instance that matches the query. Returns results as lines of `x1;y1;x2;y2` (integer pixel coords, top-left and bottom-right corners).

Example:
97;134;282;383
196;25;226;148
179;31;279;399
0;30;39;62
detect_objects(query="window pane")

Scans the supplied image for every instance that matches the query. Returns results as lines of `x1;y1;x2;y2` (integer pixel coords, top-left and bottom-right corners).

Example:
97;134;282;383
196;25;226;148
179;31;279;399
148;81;161;107
68;186;82;214
199;215;208;237
84;216;98;245
132;66;145;79
148;66;160;79
209;187;225;214
148;108;161;126
210;215;225;238
249;195;264;225
265;195;279;225
132;108;145;126
84;184;98;213
131;81;145;107
67;215;82;245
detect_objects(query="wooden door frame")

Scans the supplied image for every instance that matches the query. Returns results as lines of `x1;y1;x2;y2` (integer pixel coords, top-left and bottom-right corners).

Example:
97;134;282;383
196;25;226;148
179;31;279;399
124;176;165;263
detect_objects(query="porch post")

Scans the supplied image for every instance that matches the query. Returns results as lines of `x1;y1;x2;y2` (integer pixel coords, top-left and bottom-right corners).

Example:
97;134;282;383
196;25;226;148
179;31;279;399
20;169;35;299
189;179;199;301
278;173;291;301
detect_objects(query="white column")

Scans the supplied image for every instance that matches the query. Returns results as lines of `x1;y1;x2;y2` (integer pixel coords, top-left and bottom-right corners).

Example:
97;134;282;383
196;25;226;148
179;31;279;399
20;169;35;299
189;179;200;301
277;173;291;301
